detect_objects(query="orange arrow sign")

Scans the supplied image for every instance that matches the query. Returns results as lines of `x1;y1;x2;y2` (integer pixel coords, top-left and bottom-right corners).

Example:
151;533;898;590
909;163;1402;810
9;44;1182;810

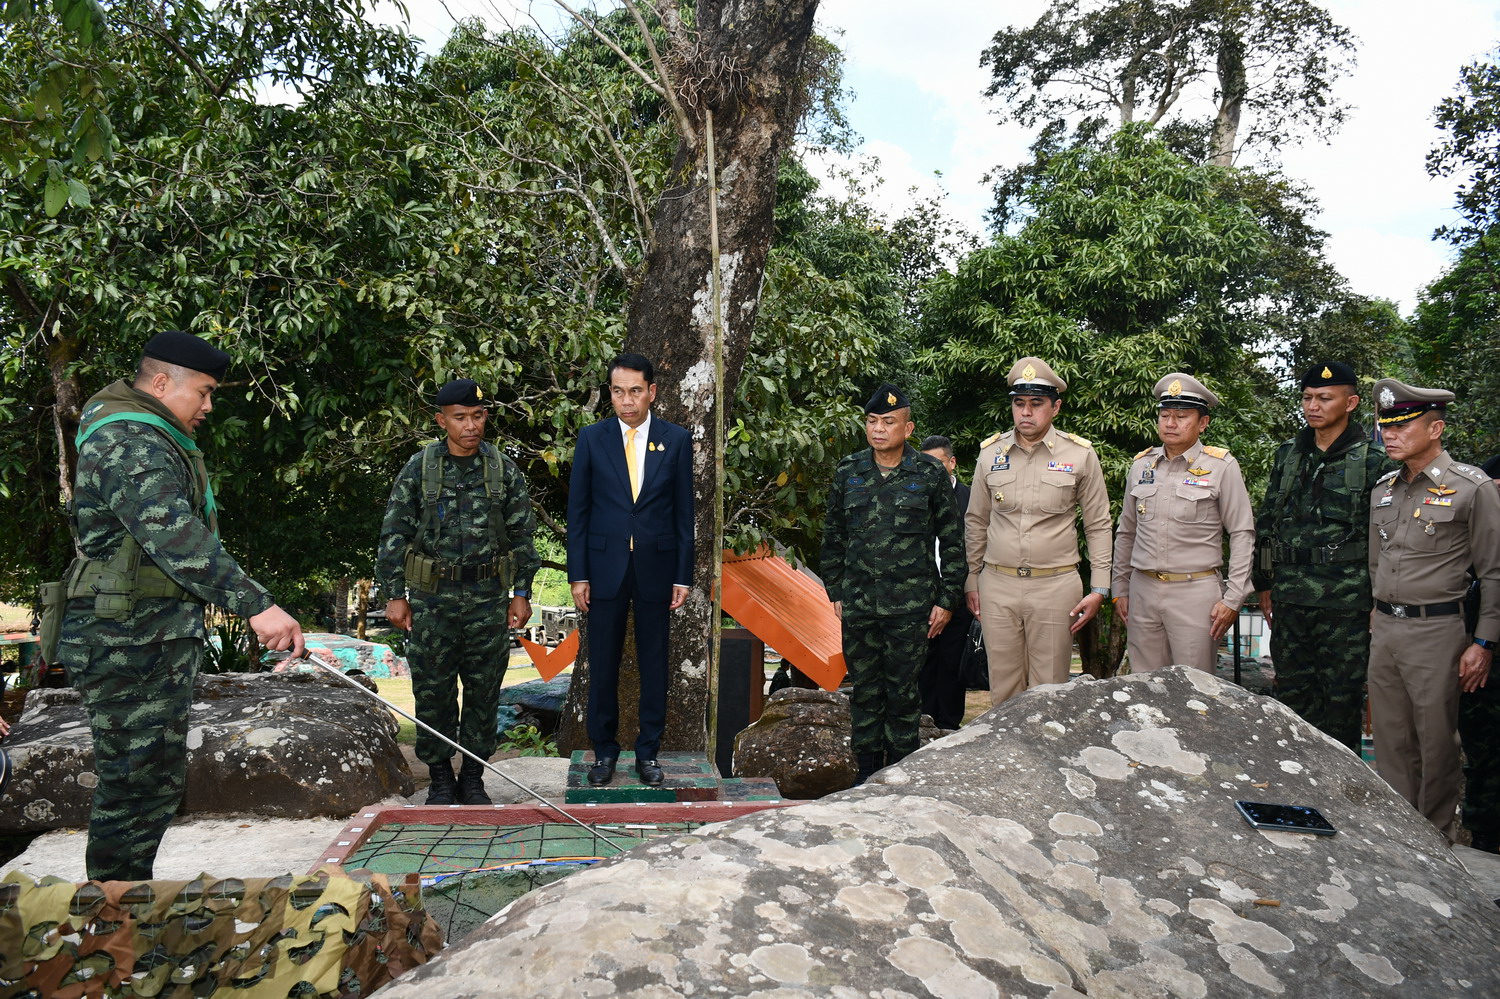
520;629;578;681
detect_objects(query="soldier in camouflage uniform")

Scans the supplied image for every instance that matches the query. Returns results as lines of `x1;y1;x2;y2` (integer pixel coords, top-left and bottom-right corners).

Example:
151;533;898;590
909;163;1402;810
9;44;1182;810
376;379;539;805
1460;455;1500;852
1253;362;1395;751
820;384;965;783
56;331;304;883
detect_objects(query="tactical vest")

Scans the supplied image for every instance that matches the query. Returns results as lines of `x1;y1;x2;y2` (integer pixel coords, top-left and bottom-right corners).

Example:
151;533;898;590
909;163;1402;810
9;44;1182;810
402;440;514;594
1259;438;1372;568
38;398;213;662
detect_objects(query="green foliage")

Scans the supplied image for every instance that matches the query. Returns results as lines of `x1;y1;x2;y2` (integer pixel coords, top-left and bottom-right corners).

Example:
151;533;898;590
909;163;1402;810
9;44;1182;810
1429;51;1500;254
917;127;1286;498
497;723;557;758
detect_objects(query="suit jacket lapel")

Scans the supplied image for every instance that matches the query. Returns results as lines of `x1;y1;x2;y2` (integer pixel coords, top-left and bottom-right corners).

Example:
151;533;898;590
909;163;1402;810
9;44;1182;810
603;420;633;500
640;421;668;498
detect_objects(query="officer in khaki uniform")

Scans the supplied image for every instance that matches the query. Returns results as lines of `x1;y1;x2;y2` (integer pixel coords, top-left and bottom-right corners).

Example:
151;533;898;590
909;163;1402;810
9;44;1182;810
1368;379;1500;841
965;357;1112;704
1113;373;1254;672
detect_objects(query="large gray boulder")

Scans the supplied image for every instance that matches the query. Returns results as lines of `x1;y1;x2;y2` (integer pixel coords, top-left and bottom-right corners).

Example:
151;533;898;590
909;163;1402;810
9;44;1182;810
2;671;411;831
732;687;855;798
377;667;1500;997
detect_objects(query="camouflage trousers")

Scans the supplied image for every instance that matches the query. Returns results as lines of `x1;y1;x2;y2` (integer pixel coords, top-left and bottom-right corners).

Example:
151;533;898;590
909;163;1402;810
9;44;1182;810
1460;679;1500;835
1269;602;1369;752
59;638;199;883
843;611;928;760
408;585;510;766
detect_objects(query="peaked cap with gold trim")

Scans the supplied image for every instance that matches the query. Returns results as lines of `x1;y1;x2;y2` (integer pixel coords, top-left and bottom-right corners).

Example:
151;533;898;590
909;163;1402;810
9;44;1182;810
1374;378;1452;426
1007;356;1066;399
1152;372;1218;412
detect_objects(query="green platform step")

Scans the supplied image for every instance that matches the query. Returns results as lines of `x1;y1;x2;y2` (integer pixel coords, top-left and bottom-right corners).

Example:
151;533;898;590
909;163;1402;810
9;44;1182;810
565;751;782;804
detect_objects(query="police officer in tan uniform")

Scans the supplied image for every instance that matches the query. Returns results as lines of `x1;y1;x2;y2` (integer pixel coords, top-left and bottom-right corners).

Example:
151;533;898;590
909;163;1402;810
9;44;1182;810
1113;373;1254;672
965;357;1113;704
1368;379;1500;841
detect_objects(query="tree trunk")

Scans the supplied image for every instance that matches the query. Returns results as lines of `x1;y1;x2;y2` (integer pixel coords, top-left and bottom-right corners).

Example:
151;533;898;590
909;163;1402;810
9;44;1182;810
558;0;822;755
1078;600;1128;679
1209;24;1246;167
355;579;371;640
333;576;350;633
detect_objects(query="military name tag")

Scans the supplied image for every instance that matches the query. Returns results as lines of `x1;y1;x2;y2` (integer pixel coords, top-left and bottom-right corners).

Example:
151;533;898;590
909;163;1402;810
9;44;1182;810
1182;477;1212;487
1422;496;1453;507
1376;493;1393;507
1047;461;1075;473
992;459;1009;471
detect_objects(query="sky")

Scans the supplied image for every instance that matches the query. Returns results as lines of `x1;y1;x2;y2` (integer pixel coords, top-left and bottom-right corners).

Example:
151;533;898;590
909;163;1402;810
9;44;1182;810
378;0;1500;313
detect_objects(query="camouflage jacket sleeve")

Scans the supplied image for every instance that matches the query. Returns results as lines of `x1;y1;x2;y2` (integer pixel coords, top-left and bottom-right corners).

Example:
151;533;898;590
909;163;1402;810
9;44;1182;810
819;461;849;604
92;424;272;618
376;452;424;597
500;455;540;594
1250;440;1294;593
930;466;965;611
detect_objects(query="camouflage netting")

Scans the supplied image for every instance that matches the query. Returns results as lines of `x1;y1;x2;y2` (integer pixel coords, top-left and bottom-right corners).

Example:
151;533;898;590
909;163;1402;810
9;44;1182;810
0;869;443;998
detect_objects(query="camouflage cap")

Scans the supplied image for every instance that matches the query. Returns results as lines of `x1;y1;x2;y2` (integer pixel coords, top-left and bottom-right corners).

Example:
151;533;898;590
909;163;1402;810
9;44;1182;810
142;330;230;380
1007;356;1066;398
1300;361;1357;389
1153;373;1218;411
1374;378;1452;426
435;378;486;407
864;383;910;415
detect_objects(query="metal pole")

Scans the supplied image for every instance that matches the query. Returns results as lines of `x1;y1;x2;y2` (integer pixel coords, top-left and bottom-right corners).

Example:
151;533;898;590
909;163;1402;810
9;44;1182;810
704;109;727;774
303;659;629;851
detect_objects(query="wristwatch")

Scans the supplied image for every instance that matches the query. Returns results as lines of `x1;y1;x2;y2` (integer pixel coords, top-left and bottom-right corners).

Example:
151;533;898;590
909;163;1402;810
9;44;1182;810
1475;637;1496;651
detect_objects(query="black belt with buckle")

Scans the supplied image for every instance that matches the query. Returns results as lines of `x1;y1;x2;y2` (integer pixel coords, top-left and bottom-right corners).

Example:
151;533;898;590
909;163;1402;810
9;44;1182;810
438;561;502;583
1375;599;1461;619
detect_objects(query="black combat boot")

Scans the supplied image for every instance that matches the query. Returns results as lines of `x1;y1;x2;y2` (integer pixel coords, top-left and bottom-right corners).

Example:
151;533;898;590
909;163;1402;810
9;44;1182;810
425;761;457;805
457;757;491;805
853;752;881;787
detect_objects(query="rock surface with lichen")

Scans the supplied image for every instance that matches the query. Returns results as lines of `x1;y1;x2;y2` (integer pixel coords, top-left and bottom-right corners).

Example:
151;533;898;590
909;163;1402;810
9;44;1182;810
1;671;411;831
377;667;1500;997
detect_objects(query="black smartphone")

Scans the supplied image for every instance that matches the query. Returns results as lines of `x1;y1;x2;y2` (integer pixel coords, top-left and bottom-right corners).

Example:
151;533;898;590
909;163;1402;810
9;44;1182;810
1234;800;1336;836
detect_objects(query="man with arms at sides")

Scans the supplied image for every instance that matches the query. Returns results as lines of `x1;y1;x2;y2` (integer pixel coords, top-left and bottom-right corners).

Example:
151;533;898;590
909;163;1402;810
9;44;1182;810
1113;373;1254;672
377;379;540;805
56;330;303;882
917;435;970;730
567;354;694;788
821;385;965;785
1253;362;1394;751
1368;381;1500;841
964;357;1112;705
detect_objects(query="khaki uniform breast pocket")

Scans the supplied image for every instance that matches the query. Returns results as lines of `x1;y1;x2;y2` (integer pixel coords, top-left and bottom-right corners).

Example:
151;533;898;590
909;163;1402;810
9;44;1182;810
986;469;1019;512
1371;502;1401;552
1174;484;1214;524
1039;472;1076;514
1413;504;1460;552
1130;482;1158;521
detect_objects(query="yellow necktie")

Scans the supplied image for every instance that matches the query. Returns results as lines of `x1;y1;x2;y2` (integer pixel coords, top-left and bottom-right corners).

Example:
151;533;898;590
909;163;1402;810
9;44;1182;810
626;427;641;500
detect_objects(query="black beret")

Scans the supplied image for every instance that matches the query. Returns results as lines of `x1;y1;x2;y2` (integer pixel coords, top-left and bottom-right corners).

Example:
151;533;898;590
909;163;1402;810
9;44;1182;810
1300;362;1357;389
142;330;230;381
435;378;486;407
864;383;910;415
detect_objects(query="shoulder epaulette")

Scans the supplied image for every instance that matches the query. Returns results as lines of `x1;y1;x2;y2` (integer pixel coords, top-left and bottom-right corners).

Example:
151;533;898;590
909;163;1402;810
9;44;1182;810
1058;430;1093;449
1134;446;1156;460
1376;469;1399;484
1201;445;1231;459
1451;463;1489;484
980;431;1003;448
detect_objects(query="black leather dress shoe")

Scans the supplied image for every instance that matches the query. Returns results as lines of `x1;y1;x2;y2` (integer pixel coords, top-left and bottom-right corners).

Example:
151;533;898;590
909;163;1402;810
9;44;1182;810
635;759;664;786
588;757;618;786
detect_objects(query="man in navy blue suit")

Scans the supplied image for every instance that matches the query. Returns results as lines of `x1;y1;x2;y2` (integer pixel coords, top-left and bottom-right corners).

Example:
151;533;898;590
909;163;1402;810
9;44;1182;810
567;353;695;787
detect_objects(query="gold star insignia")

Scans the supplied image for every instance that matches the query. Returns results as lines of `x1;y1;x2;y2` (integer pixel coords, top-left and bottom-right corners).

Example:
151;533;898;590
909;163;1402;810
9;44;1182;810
887;392;897;405
1168;379;1182;396
1022;362;1037;380
1321;366;1332;379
